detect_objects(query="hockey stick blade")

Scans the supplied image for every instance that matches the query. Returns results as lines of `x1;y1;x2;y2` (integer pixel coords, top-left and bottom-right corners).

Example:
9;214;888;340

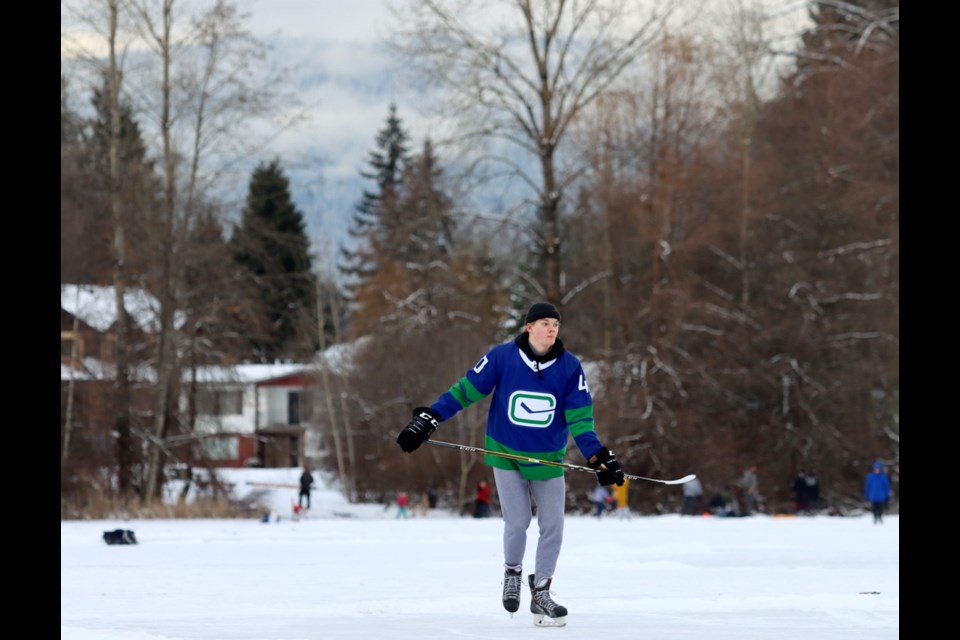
650;474;698;486
425;439;697;485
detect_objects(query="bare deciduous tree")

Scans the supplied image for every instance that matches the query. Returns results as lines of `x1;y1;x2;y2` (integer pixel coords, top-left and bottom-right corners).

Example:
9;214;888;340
65;0;300;501
388;0;681;306
125;0;288;500
61;0;139;495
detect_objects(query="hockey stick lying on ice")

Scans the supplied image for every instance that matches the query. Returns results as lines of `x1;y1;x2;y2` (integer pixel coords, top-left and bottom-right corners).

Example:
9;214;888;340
425;439;696;485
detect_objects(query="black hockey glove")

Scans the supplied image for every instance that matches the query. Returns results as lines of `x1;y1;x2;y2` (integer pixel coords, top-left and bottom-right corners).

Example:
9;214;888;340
588;446;625;486
397;407;440;453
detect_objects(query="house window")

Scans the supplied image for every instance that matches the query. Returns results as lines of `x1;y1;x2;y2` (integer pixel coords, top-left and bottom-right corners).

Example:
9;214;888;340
196;388;243;416
196;436;239;461
288;391;301;425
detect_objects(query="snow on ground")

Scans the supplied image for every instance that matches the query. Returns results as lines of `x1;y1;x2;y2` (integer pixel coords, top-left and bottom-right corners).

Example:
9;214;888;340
63;468;899;640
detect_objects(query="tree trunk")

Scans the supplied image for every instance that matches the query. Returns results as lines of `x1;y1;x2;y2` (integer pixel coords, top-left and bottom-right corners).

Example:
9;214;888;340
106;0;134;496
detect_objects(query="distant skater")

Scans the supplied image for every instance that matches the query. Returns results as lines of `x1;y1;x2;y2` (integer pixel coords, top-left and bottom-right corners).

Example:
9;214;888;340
396;491;410;519
741;466;759;515
612;478;631;520
864;461;891;524
593;484;611;518
298;465;314;510
681;476;703;516
474;480;492;518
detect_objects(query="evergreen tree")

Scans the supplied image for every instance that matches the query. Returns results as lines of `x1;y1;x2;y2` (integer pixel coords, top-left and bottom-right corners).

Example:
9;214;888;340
341;136;510;495
393;139;453;264
61;76;160;285
347;138;456;336
230;160;317;362
61;76;95;284
181;206;259;364
338;104;411;299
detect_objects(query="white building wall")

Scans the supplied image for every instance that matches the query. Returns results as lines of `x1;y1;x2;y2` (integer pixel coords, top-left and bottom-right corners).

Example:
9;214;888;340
186;380;310;433
262;387;288;426
188;384;257;435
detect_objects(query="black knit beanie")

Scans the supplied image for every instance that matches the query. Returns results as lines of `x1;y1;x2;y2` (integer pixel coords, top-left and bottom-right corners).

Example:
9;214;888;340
525;302;561;324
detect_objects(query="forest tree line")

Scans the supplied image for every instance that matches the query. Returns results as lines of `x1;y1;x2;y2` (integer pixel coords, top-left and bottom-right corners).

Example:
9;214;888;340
61;0;898;516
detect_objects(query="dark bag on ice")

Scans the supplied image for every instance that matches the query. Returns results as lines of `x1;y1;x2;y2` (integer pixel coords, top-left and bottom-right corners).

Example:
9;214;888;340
103;529;138;545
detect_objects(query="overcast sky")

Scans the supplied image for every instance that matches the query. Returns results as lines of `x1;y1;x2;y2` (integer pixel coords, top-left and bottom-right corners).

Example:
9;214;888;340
238;0;811;262
245;0;418;177
231;0;435;262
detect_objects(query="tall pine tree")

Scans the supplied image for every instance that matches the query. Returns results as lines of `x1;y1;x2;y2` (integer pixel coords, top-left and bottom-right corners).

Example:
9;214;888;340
337;104;476;337
394;139;453;264
349;138;459;336
61;77;160;285
231;160;317;362
338;104;411;302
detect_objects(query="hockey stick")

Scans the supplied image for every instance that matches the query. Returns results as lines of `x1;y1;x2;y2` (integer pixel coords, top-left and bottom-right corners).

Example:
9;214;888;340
425;439;696;485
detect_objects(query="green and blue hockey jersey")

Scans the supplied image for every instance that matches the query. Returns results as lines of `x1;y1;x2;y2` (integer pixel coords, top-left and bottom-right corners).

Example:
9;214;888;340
430;333;603;480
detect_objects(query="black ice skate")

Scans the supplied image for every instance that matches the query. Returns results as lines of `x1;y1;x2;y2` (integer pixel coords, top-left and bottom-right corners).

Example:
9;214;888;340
502;565;523;615
528;574;568;627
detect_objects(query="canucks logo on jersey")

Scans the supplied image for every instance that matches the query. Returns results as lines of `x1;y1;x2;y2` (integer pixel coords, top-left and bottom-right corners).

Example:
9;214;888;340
508;391;557;427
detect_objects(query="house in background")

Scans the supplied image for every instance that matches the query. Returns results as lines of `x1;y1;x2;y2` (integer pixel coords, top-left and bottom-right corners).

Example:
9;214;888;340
62;284;322;469
186;364;319;468
61;283;164;370
61;284;160;462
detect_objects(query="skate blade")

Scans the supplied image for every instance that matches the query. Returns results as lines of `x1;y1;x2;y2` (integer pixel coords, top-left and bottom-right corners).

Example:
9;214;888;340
533;614;567;627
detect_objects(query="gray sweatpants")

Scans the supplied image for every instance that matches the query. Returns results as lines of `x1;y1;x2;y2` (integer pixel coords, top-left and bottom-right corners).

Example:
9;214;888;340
493;467;566;585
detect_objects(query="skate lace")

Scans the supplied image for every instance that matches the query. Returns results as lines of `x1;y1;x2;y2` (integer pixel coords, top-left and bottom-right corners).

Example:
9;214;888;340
534;587;562;613
503;571;523;599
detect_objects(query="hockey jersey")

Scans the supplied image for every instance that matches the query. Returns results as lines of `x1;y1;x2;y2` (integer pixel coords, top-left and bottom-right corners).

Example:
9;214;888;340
430;334;603;480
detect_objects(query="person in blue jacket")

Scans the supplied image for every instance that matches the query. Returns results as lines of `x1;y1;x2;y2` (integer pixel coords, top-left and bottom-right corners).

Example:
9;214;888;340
864;460;892;524
396;302;624;627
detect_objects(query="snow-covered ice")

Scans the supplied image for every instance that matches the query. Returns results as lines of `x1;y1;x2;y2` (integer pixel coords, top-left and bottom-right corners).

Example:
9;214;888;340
61;468;898;640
